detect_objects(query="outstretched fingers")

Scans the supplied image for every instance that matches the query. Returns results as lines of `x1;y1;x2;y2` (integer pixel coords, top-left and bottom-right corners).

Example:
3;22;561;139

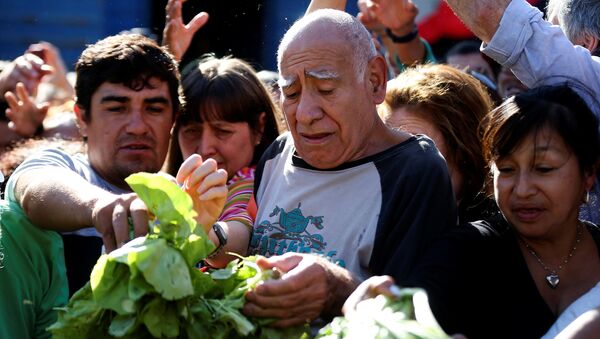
186;11;209;32
165;0;183;23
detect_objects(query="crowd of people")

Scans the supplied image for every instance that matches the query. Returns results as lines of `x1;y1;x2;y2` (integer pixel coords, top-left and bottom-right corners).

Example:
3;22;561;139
1;0;600;338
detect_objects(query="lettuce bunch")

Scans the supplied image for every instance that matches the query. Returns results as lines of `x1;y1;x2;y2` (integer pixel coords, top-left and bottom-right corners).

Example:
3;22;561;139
49;173;307;338
316;288;449;339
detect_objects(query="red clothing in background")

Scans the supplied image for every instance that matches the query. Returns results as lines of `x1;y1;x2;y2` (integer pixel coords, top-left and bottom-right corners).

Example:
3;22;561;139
419;0;544;43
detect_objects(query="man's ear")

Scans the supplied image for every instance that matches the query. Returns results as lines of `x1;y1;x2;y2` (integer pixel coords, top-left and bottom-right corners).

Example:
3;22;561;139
367;55;387;105
73;104;88;138
581;31;599;55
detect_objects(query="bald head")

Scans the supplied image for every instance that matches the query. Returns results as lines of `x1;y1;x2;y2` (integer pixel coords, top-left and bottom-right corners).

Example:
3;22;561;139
277;9;377;81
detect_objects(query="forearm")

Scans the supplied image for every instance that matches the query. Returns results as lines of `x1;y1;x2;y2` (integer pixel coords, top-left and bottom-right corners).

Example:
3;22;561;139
205;220;251;268
321;257;360;316
306;0;347;14
15;168;109;231
444;0;510;42
385;35;425;69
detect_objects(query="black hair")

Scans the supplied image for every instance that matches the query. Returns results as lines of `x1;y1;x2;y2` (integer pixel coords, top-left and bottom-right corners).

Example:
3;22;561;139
483;83;600;174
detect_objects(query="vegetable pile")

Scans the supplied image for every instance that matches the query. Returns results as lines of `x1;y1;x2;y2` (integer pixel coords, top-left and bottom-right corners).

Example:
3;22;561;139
49;173;308;338
316;288;449;339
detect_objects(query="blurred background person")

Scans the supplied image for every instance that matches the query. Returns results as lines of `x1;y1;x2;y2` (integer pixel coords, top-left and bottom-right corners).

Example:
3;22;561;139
380;64;497;222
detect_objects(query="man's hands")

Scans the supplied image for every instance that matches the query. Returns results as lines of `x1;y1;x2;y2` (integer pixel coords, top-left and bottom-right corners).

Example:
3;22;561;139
91;152;229;254
5;82;49;137
162;0;209;61
91;192;150;253
243;253;358;327
358;0;419;36
176;154;228;233
358;0;425;72
444;0;510;43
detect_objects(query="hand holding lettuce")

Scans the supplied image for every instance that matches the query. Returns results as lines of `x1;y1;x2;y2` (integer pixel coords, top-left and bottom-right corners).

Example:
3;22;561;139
317;276;450;339
49;172;308;338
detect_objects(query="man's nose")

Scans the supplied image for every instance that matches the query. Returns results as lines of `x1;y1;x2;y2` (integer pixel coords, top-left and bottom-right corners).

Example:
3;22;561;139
125;109;150;135
295;91;324;125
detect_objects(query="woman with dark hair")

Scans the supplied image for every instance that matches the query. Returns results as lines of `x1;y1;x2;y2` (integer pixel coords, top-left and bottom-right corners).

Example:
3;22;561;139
345;84;600;338
165;55;280;267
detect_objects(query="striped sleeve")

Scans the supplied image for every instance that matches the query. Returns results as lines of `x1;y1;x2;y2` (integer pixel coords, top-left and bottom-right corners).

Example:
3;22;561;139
219;166;255;231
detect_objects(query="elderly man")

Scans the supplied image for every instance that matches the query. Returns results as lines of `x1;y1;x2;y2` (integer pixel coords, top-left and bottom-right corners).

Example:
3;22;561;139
243;9;456;327
4;34;226;296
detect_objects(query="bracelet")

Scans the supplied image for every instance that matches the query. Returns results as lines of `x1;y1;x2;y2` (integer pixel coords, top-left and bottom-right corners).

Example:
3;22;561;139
385;26;419;43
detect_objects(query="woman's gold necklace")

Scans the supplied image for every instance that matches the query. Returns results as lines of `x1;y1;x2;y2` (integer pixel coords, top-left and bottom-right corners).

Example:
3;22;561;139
520;222;583;289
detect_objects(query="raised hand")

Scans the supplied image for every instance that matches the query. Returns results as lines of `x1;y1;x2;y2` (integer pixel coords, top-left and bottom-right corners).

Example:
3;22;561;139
4;82;49;137
27;41;74;101
357;0;385;33
0;53;52;97
176;154;228;233
162;0;209;61
359;0;419;35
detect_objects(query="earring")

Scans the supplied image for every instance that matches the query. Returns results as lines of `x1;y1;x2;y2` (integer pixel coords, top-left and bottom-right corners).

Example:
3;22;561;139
584;190;590;204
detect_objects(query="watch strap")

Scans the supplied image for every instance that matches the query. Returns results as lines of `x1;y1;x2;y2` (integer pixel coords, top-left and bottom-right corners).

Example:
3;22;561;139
207;223;227;259
385;26;419;43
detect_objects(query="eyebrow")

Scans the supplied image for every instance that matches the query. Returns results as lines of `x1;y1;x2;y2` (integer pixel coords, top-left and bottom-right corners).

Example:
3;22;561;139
305;69;339;81
278;69;340;90
100;95;128;104
99;96;169;105
144;97;170;105
278;75;297;89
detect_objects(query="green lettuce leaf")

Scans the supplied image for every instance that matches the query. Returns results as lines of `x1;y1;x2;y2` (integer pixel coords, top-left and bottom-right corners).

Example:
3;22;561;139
316;290;449;339
129;238;194;300
50;173;310;338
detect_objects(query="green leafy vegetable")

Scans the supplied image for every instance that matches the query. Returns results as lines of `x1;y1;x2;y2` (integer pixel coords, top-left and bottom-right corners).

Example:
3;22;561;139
316;288;449;339
49;172;308;338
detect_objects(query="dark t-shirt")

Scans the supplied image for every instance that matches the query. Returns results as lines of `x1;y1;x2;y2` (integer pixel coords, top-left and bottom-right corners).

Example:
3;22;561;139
250;133;457;281
403;219;600;339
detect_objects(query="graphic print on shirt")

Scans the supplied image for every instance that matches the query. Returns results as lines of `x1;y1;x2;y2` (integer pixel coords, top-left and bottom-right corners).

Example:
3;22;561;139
250;203;344;267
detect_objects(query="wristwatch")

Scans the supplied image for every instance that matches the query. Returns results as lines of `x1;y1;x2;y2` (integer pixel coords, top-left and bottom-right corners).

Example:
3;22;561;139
207;223;228;259
385;26;419;43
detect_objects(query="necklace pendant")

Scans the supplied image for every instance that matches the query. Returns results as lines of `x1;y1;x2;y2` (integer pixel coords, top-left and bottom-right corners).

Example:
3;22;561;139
546;273;560;289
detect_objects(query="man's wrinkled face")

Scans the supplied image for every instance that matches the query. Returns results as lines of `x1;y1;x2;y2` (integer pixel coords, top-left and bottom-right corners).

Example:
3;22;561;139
279;27;378;169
